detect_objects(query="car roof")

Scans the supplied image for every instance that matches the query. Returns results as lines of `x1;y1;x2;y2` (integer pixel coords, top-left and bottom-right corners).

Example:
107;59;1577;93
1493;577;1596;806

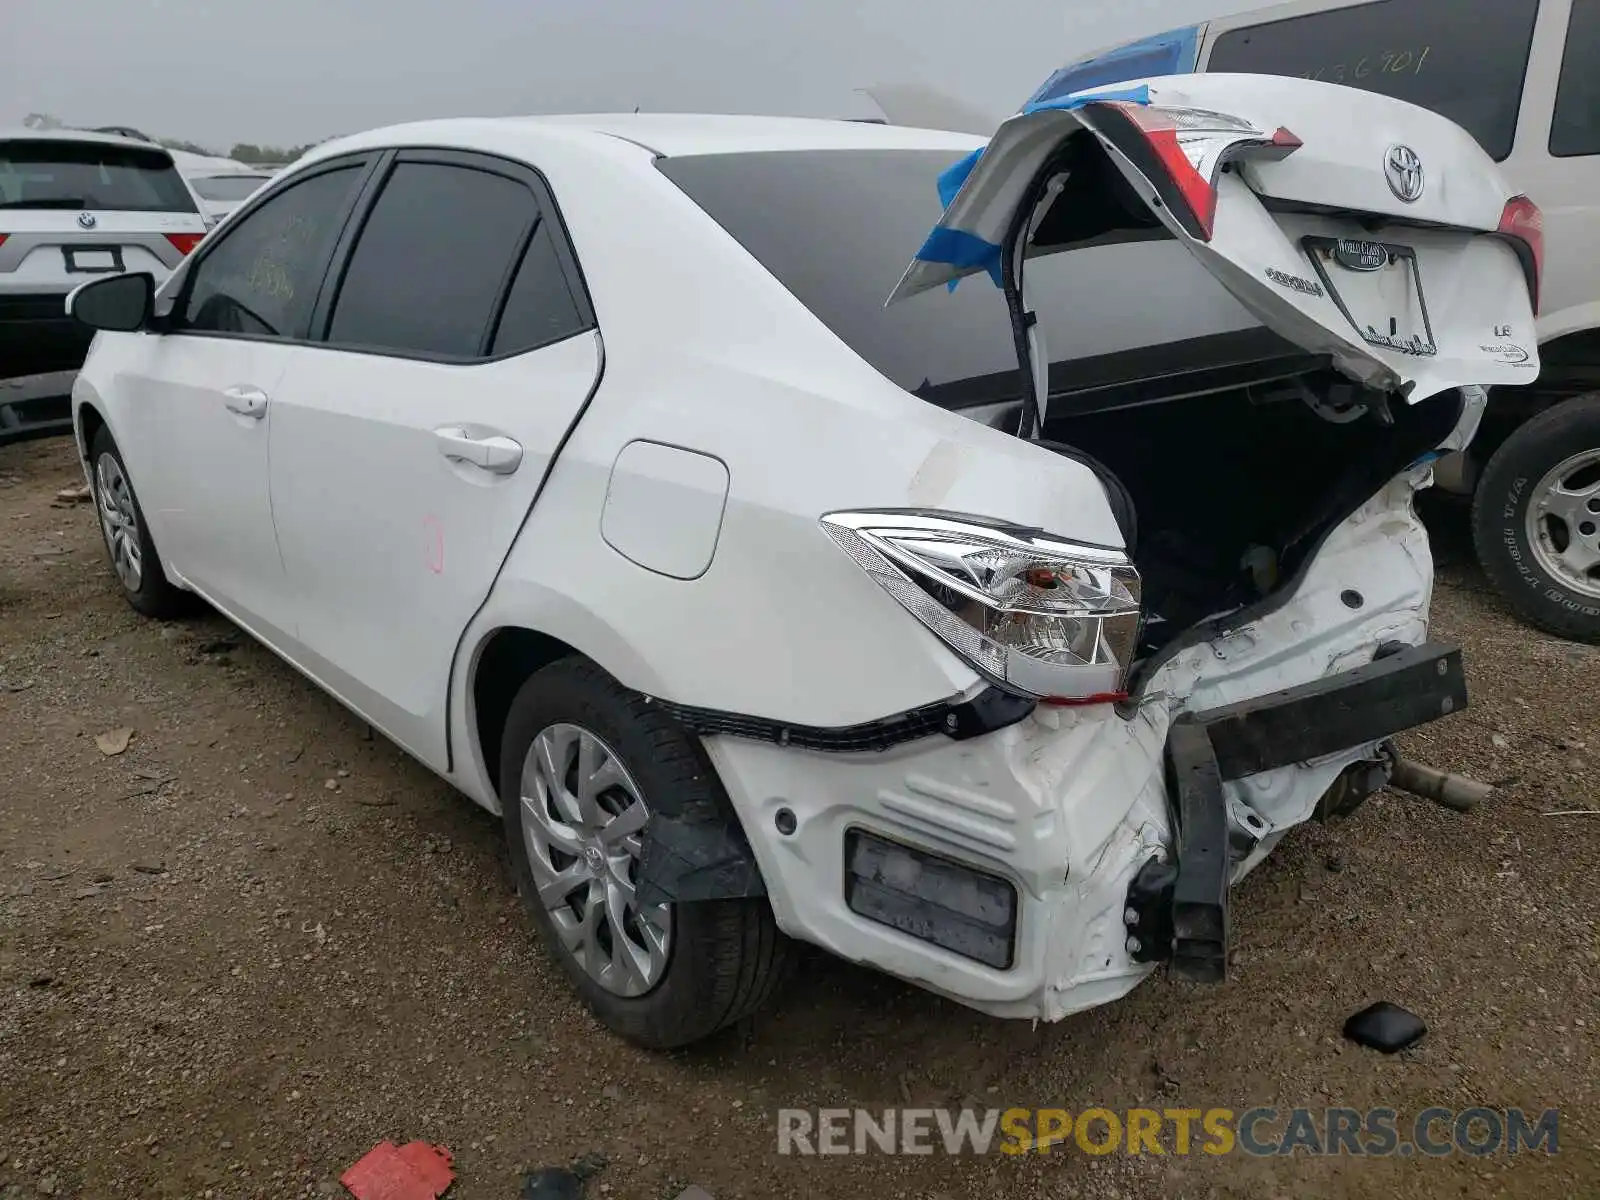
312;112;986;164
515;113;986;156
0;127;176;154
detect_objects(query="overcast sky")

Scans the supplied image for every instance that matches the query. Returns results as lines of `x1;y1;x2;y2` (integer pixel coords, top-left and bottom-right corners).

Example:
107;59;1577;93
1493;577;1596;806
6;0;1256;149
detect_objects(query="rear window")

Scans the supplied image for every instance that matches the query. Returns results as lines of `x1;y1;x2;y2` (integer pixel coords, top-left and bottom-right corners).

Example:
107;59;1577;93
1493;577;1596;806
191;174;271;201
0;138;198;212
658;148;1065;398
1206;0;1541;161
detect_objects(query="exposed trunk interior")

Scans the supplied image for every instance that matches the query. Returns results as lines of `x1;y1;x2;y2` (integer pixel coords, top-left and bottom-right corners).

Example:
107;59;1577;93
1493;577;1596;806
1034;371;1463;675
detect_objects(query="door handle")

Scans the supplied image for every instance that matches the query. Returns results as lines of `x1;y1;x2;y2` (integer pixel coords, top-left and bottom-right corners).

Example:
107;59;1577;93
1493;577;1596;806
222;384;268;419
433;426;523;475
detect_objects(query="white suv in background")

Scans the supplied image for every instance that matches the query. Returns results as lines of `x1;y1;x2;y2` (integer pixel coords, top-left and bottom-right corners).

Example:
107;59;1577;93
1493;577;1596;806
0;130;208;442
1032;0;1600;643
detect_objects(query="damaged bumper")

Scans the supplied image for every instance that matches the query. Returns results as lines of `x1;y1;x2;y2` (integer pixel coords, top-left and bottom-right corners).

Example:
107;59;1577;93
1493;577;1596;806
657;492;1469;1022
1130;639;1466;984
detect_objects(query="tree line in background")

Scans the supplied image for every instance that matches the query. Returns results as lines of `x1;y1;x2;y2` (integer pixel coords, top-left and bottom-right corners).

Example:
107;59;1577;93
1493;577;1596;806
22;112;327;164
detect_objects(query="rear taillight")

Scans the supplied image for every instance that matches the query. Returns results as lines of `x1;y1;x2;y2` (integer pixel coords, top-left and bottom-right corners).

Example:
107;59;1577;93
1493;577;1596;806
1085;102;1300;241
1495;195;1543;316
0;234;7;248
165;232;204;256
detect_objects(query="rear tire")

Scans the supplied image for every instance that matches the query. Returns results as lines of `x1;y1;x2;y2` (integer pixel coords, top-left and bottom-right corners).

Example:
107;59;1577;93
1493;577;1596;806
1471;395;1600;644
498;656;792;1049
88;426;191;619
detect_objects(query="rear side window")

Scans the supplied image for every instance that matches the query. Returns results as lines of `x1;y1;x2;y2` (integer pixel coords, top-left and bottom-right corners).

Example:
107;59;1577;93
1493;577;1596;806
0;139;199;212
1551;0;1600;156
180;165;363;338
1206;0;1541;161
488;222;588;356
326;162;537;358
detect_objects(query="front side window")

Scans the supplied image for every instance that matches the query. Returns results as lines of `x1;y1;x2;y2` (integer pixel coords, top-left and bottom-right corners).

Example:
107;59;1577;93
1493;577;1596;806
1551;0;1600;156
1207;0;1542;161
178;165;364;338
325;162;538;358
0;139;198;212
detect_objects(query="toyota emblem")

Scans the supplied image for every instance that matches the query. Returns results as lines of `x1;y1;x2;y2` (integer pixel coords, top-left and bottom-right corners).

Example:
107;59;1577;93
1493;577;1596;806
76;211;97;229
1384;145;1424;203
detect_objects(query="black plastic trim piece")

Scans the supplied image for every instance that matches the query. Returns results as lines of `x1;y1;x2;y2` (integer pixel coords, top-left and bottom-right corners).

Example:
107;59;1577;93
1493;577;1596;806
1198;641;1467;781
1166;717;1230;982
1134;639;1470;981
645;686;1037;754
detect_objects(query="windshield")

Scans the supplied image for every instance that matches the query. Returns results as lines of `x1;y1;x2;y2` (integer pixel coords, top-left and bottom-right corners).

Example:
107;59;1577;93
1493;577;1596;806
658;148;1110;403
191;174;271;201
0;139;199;212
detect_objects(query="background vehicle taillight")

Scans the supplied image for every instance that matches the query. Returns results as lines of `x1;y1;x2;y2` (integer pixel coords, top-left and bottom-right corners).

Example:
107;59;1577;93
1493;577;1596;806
165;232;204;256
1086;102;1300;242
0;234;7;248
1495;195;1543;315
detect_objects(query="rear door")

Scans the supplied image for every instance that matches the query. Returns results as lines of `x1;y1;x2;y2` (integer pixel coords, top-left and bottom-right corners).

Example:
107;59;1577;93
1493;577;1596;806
265;149;601;770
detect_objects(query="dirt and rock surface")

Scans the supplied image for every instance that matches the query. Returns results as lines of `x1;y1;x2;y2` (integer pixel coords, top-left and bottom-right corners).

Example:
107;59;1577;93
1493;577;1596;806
1;434;1596;1200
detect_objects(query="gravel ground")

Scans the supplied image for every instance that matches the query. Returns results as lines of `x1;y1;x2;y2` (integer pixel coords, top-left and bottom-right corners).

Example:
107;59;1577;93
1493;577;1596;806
1;434;1596;1200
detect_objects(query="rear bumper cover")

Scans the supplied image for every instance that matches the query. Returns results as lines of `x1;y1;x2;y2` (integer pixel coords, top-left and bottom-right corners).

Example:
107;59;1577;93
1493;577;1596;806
700;636;1465;1021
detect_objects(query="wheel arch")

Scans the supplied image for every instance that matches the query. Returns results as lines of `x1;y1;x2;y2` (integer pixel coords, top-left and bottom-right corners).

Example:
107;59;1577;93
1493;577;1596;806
469;624;580;806
76;399;108;461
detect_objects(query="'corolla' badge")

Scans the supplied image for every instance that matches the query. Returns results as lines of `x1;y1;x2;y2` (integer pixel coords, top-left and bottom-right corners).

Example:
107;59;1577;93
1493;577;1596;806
1333;239;1388;272
1384;144;1424;203
77;211;97;229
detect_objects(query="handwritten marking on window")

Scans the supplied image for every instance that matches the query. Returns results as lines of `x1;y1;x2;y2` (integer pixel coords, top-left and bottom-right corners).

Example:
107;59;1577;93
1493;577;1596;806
1300;46;1431;83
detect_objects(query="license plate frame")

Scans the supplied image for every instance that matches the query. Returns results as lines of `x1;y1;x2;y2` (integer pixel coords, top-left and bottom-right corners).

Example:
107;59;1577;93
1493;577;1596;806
62;245;124;275
1301;236;1437;358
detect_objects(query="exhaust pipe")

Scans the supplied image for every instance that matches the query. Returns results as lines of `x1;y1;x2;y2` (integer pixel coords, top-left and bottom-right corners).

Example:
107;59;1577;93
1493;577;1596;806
1386;755;1494;813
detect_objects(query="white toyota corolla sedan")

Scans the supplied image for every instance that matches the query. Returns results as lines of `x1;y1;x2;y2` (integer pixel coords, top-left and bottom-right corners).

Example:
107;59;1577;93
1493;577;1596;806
65;75;1541;1048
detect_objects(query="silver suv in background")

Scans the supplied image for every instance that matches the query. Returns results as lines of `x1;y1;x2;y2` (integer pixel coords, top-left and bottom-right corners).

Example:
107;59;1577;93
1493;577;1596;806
0;130;208;443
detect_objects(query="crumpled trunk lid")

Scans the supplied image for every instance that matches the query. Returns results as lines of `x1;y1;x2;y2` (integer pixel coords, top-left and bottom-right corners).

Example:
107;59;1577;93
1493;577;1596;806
889;73;1541;406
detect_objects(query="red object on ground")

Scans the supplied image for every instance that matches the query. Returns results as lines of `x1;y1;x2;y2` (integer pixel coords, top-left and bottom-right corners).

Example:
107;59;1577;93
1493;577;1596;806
341;1141;455;1200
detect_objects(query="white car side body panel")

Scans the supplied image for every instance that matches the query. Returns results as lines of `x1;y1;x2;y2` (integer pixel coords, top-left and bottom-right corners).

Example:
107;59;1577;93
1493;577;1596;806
70;114;1472;1023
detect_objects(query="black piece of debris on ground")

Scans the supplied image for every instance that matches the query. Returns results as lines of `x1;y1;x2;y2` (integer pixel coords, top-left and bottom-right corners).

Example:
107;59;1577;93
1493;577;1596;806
1343;1001;1428;1053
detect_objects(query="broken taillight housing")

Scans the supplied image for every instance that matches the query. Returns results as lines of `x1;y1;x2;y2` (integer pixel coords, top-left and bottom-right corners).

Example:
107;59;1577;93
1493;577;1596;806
1494;194;1544;315
1084;102;1301;242
821;510;1142;704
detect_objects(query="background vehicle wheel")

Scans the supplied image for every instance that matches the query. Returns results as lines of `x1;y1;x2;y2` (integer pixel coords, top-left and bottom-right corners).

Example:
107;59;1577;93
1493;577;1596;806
88;426;190;619
1472;395;1600;644
499;657;792;1049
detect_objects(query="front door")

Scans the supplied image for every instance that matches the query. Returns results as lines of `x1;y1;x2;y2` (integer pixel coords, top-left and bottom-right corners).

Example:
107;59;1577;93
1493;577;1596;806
129;157;376;641
265;150;601;770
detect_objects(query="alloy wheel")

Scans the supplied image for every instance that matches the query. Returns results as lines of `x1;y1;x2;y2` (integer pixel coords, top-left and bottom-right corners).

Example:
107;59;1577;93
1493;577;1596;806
94;453;143;593
518;722;670;997
1525;448;1600;601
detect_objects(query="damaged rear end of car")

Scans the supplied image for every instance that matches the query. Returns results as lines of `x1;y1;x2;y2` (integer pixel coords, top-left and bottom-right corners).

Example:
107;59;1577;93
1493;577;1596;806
669;75;1539;1019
